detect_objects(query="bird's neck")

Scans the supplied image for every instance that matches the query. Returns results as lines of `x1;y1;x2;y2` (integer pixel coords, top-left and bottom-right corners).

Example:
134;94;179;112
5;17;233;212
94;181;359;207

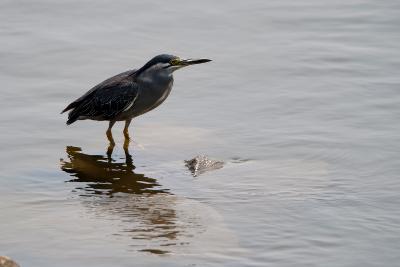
137;69;173;86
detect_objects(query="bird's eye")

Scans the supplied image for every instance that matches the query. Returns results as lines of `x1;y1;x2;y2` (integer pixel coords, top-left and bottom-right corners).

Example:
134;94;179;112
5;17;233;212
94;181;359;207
170;58;180;65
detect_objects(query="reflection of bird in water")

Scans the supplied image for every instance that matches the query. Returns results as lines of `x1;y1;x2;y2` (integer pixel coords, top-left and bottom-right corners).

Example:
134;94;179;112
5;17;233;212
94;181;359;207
59;145;201;254
61;145;167;196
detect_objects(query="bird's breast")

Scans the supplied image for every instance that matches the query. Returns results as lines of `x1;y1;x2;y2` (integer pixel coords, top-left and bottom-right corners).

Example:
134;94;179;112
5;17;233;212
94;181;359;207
151;79;173;108
124;76;174;118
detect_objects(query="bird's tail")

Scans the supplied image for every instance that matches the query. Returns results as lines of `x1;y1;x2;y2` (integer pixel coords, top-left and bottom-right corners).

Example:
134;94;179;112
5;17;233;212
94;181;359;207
66;117;77;125
62;98;83;125
65;109;80;125
61;101;78;114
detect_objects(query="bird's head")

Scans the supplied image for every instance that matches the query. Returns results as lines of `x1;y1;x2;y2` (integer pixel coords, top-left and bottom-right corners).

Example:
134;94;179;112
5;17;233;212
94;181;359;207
136;54;211;76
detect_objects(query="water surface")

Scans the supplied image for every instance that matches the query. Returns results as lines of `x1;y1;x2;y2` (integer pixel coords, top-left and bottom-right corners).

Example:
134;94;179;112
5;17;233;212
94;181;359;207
1;0;400;266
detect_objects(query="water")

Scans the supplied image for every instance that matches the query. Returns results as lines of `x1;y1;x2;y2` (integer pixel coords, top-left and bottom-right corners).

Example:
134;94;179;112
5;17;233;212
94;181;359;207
1;0;400;266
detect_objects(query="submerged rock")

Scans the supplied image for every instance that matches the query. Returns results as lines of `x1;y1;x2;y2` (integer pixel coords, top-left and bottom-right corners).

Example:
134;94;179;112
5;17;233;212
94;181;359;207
0;256;20;267
185;155;224;177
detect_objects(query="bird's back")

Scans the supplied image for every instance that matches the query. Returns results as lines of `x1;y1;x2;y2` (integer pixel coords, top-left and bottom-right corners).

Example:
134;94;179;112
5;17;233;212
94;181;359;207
62;69;139;124
62;68;174;124
62;69;137;113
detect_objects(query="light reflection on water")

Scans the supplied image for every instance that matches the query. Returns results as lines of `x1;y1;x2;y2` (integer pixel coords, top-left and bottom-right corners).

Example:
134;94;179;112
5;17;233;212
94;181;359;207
1;0;400;266
61;146;166;196
60;145;201;255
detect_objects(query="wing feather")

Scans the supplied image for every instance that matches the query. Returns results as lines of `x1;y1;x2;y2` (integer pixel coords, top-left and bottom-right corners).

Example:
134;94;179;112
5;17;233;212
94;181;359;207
65;70;139;124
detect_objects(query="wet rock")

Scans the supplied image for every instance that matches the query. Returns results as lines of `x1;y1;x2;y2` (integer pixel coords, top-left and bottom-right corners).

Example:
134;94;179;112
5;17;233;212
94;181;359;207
0;256;20;267
185;155;224;177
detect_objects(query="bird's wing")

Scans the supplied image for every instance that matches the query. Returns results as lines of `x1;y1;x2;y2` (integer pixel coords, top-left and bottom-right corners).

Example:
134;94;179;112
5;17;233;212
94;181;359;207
62;69;137;114
66;71;140;124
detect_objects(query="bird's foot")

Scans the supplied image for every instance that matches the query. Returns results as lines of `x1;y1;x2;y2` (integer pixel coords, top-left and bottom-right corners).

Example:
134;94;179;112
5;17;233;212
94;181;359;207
106;142;115;161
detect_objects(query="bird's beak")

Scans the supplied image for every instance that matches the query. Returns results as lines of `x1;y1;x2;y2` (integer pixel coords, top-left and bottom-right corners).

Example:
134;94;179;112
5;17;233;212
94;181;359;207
179;58;212;66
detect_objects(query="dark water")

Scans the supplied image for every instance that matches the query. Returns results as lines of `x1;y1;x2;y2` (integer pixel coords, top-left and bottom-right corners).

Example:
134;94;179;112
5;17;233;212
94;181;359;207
1;0;400;266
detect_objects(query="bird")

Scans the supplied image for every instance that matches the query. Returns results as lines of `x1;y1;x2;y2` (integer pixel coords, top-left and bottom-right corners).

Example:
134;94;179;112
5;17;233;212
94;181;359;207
61;54;211;145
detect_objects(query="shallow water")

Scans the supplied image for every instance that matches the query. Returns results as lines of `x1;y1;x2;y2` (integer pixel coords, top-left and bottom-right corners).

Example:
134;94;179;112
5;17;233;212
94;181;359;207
1;0;400;266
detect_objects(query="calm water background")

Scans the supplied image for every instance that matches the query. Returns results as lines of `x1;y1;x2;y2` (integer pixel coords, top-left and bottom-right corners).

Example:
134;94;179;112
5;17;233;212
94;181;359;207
1;0;400;266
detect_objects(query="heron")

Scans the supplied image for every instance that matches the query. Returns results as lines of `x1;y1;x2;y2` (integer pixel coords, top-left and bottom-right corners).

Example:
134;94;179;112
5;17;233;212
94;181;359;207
61;54;211;147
